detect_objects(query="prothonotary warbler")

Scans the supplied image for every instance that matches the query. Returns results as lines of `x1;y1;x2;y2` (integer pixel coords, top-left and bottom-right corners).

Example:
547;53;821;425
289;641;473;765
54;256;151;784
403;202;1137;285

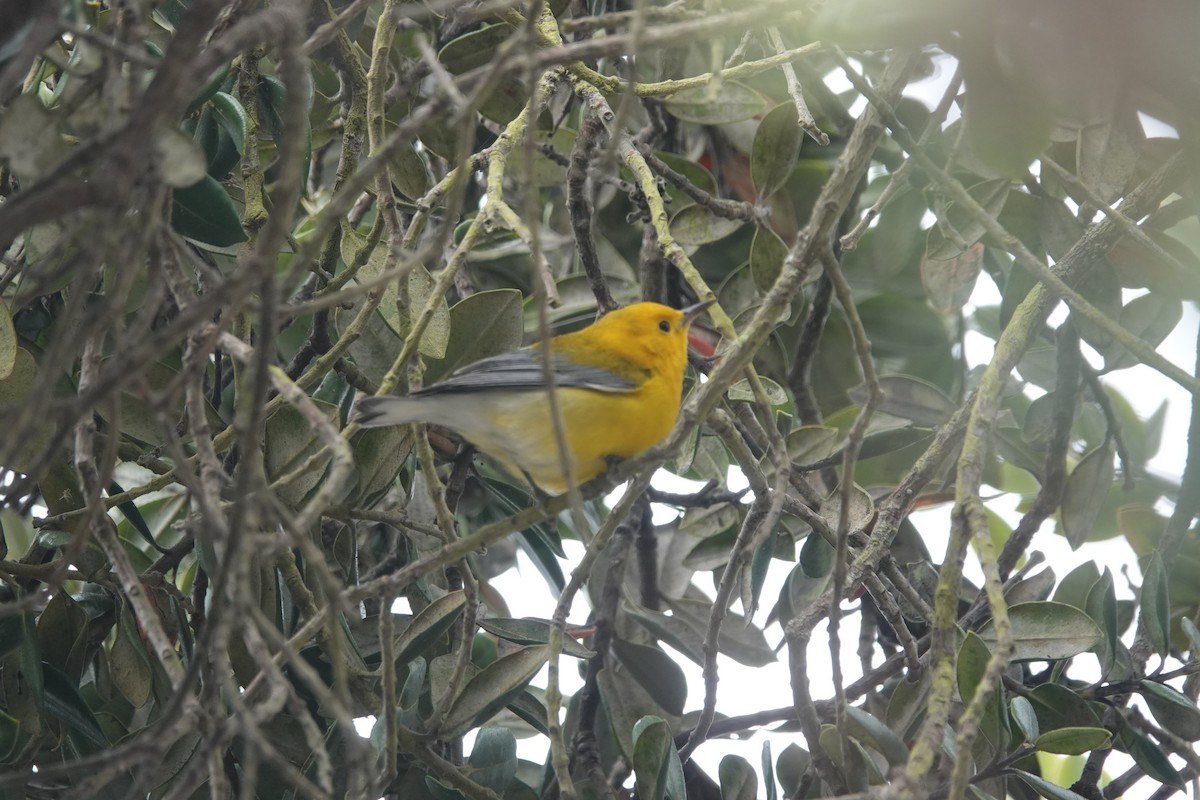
352;300;714;494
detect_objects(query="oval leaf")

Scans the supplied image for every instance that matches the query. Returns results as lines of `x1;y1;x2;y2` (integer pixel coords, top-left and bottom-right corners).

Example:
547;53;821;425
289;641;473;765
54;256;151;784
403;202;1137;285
664;81;767;125
440;645;550;736
979;601;1103;662
1061;440;1115;548
752;104;803;200
1034;726;1111;755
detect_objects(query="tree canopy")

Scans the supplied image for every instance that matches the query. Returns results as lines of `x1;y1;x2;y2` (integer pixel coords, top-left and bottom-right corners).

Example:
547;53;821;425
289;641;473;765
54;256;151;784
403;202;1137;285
1;1;1199;799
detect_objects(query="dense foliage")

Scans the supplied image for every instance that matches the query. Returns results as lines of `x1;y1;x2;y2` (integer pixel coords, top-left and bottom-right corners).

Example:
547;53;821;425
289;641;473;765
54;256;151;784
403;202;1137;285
1;1;1199;798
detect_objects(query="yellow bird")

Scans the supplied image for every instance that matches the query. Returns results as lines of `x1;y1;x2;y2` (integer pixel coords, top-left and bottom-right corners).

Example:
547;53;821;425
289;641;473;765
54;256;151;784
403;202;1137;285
352;300;713;494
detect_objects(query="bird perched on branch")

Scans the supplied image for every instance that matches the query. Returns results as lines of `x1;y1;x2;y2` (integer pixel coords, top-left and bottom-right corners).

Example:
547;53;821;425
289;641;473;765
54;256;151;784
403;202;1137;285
352;300;714;494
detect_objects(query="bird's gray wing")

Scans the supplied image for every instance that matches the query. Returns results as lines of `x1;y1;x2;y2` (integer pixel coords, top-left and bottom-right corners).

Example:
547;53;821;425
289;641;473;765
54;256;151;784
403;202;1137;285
415;349;638;396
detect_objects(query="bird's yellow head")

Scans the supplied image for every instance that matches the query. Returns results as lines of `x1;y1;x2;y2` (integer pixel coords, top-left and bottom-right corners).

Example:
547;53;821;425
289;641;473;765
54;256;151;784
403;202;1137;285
562;300;713;381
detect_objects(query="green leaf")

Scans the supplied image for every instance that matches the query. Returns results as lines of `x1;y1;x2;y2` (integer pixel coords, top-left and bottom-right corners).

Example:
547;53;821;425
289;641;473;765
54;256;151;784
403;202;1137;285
762;740;777;800
926;178;1012;260
856;295;950;359
0;707;21;764
786;426;839;466
957;631;991;707
209;91;247;156
350;424;412;506
394;591;466;665
263;401;337;506
750;225;790;294
256;74;312;183
664;81;767;125
0;300;14;381
921;242;984;315
440;645;549;736
669;205;744;250
625;606;706;667
0;509;35;563
1010;696;1040;742
1118;726;1183;788
665;597;776;667
475;618;593;659
719;754;757;800
1034;726;1111;755
171;175;247;246
1105;293;1183;372
979;601;1103;661
1084;569;1119;677
850;375;956;426
727;376;787;405
959;55;1052;178
42;663;109;755
1060;440;1115;548
467;727;517;794
857;427;935;461
109;603;153;708
631;716;687;800
1010;768;1091;800
752;103;803;200
504;689;549;736
775;743;810;798
1028;684;1103;731
438;25;512;73
0;617;22;662
1139;680;1200;741
1140;552;1172;656
612;639;687;717
844;705;909;766
817;484;875;536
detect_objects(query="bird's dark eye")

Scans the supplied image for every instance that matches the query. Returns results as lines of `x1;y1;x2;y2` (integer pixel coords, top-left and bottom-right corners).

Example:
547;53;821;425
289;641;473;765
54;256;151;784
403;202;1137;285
658;320;671;333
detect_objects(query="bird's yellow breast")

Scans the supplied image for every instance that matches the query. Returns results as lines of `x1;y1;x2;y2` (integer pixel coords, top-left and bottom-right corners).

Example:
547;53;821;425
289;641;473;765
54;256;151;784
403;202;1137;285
471;377;681;494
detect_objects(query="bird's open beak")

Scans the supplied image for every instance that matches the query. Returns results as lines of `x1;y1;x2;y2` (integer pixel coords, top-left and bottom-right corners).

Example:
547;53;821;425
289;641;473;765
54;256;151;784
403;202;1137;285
679;298;715;329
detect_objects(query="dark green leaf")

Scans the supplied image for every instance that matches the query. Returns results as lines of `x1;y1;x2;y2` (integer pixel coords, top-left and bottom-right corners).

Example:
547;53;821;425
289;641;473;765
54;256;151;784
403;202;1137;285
1105;293;1183;372
1141;554;1171;656
171;175;246;246
1118;726;1184;788
1009;768;1091;800
719;754;757;800
775;743;810;798
42;663;108;754
631;716;687;800
957;631;991;707
395;591;466;665
468;727;517;794
1061;440;1115;548
845;705;908;766
1139;680;1200;741
476;618;593;659
752;104;803;200
438;25;512;73
612;639;686;717
1084;570;1119;677
750;225;790;294
762;740;777;800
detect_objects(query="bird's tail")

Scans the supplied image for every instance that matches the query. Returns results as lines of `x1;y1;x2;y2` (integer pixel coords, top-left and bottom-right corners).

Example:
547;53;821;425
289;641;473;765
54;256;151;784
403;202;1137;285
351;395;428;428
